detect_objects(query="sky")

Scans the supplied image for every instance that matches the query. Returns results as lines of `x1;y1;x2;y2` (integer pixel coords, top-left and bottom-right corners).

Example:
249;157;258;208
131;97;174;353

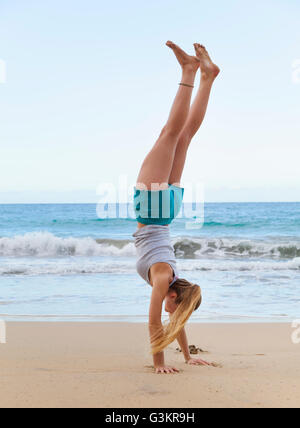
0;0;300;203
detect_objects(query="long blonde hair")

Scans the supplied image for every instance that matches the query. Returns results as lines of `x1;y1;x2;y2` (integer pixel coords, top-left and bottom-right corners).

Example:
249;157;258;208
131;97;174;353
150;279;202;355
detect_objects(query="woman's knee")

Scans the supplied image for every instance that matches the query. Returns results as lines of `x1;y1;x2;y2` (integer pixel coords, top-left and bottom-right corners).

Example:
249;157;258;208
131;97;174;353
163;125;182;139
156;131;179;151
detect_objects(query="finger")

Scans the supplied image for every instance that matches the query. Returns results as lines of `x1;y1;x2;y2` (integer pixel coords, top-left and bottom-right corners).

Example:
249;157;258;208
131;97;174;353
198;360;210;366
192;359;208;366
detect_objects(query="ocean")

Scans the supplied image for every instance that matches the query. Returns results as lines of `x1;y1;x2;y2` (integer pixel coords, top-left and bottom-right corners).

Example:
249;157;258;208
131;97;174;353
0;203;299;322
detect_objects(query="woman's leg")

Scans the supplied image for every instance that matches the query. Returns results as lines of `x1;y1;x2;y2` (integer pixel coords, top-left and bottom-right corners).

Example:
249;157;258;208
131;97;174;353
168;44;220;184
136;41;200;190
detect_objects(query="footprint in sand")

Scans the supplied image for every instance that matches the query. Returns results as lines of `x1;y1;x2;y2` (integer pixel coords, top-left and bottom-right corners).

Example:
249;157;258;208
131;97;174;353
210;362;223;368
139;384;171;395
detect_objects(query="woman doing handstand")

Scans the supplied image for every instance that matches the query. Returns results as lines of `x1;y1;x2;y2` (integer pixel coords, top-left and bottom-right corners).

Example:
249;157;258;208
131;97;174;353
133;41;220;374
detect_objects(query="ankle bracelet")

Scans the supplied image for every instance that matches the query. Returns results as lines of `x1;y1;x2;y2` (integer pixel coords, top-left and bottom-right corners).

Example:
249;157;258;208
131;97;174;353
179;83;194;88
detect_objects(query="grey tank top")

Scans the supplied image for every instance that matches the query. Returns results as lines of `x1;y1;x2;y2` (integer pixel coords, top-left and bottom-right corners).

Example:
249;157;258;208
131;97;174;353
133;225;178;285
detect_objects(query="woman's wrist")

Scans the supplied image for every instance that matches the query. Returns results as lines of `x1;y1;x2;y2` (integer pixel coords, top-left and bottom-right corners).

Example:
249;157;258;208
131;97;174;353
153;351;165;368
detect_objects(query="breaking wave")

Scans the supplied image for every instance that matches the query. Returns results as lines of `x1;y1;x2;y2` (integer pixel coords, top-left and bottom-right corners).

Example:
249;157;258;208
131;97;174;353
0;232;135;257
1;232;300;261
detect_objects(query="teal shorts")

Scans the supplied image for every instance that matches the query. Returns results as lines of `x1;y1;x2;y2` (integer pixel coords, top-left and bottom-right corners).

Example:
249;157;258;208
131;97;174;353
134;184;184;225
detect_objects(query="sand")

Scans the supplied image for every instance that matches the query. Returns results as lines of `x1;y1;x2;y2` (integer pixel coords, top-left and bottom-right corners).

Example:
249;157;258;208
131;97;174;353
0;322;299;408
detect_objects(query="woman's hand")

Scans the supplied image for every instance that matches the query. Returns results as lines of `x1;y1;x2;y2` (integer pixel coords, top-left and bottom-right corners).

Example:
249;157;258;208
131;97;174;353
155;365;179;374
186;357;212;366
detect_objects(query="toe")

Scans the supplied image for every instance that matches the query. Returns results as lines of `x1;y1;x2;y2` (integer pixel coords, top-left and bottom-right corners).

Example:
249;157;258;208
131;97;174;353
166;40;175;48
194;43;200;53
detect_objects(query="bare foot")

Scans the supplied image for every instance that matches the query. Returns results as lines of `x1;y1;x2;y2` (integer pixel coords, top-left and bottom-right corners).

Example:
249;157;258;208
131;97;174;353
193;43;220;80
166;41;200;72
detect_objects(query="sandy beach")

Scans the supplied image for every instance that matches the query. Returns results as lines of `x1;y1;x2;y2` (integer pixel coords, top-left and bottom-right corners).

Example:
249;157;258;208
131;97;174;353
0;322;299;408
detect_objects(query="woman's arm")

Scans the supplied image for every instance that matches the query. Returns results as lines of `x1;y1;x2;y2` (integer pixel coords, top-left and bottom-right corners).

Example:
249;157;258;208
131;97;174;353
149;273;179;374
176;327;191;362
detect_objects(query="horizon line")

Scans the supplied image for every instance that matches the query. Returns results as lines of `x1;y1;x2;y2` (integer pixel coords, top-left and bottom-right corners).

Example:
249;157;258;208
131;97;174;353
0;201;300;205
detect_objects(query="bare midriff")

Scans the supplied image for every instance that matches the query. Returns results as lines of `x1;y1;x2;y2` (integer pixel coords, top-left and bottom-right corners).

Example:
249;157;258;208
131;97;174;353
137;222;168;229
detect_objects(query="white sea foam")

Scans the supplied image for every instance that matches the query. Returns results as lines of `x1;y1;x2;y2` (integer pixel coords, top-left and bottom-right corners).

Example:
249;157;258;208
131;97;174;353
0;257;299;276
1;232;300;263
177;257;300;272
0;260;137;276
0;232;135;257
173;236;300;259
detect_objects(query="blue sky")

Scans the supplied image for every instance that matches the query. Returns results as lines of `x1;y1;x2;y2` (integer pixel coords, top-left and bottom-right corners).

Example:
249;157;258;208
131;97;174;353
0;0;299;203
